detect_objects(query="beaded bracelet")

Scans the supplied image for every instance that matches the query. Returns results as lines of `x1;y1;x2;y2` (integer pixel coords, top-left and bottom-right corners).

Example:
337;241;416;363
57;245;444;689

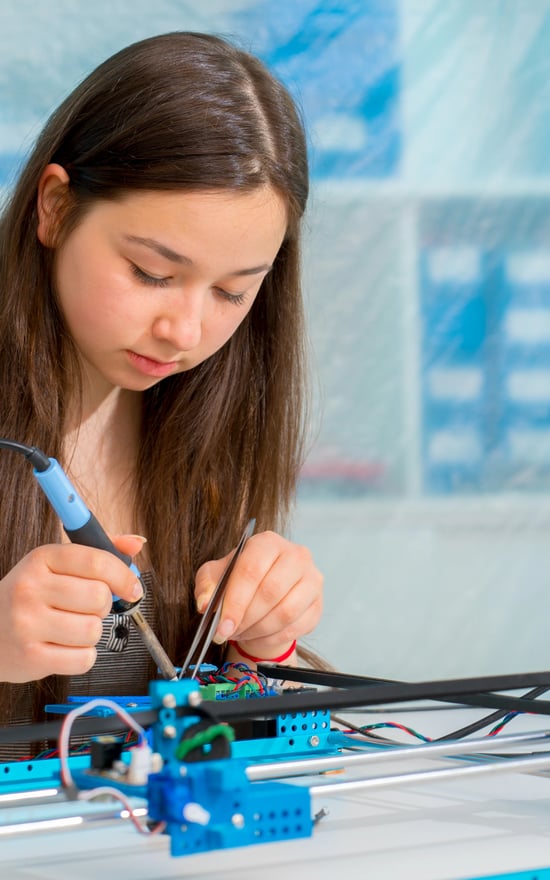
227;639;297;664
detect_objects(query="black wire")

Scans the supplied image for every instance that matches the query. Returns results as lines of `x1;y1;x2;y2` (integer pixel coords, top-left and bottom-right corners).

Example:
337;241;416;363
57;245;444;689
206;671;550;722
432;686;550;741
0;702;221;746
0;438;50;470
4;671;550;747
331;713;396;744
258;664;550;720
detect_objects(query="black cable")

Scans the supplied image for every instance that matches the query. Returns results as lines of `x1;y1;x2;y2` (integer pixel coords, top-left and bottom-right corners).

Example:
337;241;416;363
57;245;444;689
0;438;50;470
259;664;549;720
206;670;550;722
0;702;221;746
4;670;550;747
432;685;550;741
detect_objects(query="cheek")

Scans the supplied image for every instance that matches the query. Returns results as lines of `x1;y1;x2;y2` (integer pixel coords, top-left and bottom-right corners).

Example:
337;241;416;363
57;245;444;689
57;259;134;333
209;295;259;347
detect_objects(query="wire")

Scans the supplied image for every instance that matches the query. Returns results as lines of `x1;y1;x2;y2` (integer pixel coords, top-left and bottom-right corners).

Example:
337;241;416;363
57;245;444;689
78;786;166;835
56;698;165;836
195;660;272;696
433;686;549;741
332;714;432;744
58;698;148;788
332;714;397;744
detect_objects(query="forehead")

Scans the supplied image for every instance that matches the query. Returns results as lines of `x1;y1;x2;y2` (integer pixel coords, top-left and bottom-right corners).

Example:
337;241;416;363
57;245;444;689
95;187;289;270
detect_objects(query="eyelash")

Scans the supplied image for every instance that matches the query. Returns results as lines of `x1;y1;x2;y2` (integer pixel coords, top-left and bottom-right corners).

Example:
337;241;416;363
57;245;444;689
215;288;247;306
130;264;247;305
131;264;170;288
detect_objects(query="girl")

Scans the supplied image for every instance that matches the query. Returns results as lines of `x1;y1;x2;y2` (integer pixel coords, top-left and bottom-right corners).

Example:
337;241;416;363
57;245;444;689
0;31;323;738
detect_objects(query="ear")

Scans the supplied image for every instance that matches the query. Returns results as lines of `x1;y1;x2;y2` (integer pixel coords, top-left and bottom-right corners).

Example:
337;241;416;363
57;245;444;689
36;163;70;247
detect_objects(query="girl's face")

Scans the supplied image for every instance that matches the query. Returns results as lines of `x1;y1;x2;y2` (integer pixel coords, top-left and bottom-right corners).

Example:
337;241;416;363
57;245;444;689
37;169;287;396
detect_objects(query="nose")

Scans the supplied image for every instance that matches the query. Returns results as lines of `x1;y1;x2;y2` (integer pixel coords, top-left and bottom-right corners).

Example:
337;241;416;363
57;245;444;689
151;291;203;352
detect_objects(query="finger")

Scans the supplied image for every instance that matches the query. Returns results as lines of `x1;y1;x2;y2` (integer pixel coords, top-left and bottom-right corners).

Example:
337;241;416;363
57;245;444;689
43;577;113;617
111;534;148;558
39;606;104;648
214;535;282;641
236;586;322;644
42;544;143;604
230;547;315;636
232;606;319;661
35;644;97;679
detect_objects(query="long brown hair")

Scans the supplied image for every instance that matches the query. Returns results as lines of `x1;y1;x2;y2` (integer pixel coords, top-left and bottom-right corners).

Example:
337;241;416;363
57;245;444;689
0;32;310;722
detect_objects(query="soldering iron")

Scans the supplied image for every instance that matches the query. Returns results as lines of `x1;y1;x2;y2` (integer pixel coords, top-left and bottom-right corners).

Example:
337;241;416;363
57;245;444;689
0;438;178;681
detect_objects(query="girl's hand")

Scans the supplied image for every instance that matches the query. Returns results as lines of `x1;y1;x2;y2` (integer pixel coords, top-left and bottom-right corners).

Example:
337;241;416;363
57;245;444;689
195;530;323;664
0;535;145;683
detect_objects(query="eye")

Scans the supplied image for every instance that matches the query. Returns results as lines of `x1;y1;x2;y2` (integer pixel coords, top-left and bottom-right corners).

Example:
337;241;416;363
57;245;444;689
130;263;170;288
214;287;247;306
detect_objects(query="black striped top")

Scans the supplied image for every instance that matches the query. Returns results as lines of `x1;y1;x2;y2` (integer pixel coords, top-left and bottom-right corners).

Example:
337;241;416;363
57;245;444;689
1;571;162;761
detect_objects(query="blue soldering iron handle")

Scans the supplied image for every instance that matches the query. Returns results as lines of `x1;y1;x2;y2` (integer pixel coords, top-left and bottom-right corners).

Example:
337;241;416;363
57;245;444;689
33;458;141;614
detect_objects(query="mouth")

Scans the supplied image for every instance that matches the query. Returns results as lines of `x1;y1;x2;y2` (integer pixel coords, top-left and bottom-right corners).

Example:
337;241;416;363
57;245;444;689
127;350;181;378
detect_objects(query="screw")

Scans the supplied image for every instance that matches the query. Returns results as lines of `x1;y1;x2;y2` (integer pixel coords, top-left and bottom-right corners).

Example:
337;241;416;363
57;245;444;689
188;691;202;707
308;735;320;747
232;813;245;829
163;725;177;739
162;693;176;709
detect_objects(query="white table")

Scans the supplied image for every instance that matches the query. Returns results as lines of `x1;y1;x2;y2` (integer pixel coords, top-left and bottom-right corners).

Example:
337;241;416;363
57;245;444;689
1;706;550;880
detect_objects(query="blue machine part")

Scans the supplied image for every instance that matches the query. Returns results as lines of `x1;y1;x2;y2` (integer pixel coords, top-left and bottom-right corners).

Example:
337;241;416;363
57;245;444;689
232;709;332;760
466;869;550;879
46;687;335;760
148;756;312;857
147;679;312;856
0;754;92;794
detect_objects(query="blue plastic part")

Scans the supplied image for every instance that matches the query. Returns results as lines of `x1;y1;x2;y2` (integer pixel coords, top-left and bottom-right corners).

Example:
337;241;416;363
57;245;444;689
148;677;312;856
45;691;337;759
148;756;312;857
33;458;89;530
0;754;91;793
32;457;140;600
466;870;550;879
45;695;153;715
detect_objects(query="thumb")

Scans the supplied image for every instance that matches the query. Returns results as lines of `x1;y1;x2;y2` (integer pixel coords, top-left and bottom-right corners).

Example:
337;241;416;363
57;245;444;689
111;534;148;559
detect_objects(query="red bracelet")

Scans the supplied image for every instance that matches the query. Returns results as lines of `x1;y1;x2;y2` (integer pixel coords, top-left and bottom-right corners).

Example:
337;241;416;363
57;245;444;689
228;639;297;664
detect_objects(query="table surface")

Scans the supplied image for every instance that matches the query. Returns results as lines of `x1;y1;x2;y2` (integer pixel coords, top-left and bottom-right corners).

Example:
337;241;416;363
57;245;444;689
2;705;550;880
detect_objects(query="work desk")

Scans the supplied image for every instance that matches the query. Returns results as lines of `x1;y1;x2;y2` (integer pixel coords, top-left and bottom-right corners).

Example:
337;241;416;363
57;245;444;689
2;706;550;880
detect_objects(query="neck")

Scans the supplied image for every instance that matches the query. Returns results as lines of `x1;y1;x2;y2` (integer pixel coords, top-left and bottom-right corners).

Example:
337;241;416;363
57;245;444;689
63;377;143;529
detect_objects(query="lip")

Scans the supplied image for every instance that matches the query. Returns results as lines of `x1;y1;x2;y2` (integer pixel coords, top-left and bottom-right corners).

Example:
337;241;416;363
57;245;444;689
127;350;180;378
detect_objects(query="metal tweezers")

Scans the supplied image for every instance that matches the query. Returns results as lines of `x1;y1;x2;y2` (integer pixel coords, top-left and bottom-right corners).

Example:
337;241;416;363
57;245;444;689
178;518;256;679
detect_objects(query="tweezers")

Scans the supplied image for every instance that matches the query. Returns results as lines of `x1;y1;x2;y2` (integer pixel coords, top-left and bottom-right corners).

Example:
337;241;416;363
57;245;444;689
178;518;256;679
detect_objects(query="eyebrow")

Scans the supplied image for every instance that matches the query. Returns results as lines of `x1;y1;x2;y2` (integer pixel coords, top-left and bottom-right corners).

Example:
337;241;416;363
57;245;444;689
124;235;272;277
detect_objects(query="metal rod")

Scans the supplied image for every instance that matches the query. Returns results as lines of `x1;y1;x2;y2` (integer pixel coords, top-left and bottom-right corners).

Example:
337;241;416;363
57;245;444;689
308;751;550;798
129;608;178;681
0;804;149;837
246;728;550;781
0;787;61;806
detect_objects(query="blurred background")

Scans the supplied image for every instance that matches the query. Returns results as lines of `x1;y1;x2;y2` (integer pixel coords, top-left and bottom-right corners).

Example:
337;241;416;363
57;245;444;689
2;0;550;679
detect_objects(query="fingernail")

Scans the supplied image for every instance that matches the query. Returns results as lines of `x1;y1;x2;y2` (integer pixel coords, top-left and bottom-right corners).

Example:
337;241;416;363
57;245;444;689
196;596;208;614
131;581;144;600
128;534;148;543
213;618;235;644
